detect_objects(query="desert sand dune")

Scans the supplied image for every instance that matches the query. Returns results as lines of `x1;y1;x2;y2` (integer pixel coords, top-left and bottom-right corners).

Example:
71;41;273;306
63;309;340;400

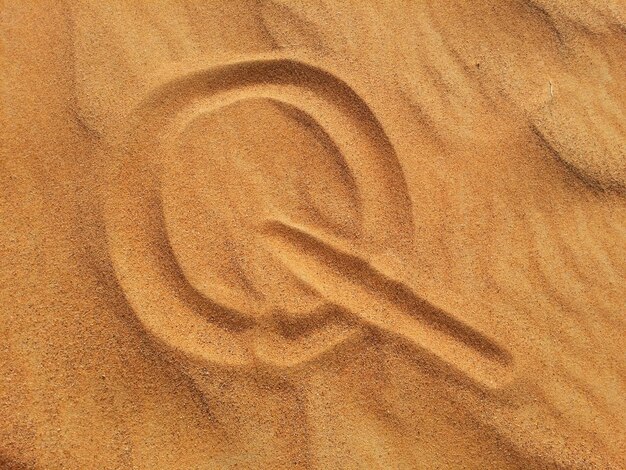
1;1;625;468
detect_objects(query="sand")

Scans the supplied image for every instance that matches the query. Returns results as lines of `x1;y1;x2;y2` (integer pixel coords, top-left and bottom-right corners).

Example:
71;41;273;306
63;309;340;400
1;1;625;468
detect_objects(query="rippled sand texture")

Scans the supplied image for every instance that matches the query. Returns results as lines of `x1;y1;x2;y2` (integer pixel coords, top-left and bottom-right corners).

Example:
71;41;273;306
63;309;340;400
2;1;626;468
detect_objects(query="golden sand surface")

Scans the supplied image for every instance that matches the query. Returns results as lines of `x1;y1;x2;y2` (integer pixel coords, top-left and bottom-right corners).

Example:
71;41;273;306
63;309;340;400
1;1;625;468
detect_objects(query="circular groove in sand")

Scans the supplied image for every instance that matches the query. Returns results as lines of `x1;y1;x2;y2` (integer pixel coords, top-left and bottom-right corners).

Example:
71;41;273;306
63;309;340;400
104;58;412;370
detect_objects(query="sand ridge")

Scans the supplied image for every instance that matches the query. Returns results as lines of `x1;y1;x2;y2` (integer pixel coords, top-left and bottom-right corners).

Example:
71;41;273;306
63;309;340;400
1;1;625;468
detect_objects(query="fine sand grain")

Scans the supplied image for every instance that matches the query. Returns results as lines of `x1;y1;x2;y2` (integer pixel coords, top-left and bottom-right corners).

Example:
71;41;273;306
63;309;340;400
1;1;625;468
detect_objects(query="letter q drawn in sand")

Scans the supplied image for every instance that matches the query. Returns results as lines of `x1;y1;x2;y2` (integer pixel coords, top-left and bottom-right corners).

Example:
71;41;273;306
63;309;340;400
104;57;512;388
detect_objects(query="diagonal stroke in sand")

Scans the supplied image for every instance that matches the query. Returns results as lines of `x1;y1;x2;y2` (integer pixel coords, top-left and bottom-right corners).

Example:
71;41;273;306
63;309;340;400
262;219;513;389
